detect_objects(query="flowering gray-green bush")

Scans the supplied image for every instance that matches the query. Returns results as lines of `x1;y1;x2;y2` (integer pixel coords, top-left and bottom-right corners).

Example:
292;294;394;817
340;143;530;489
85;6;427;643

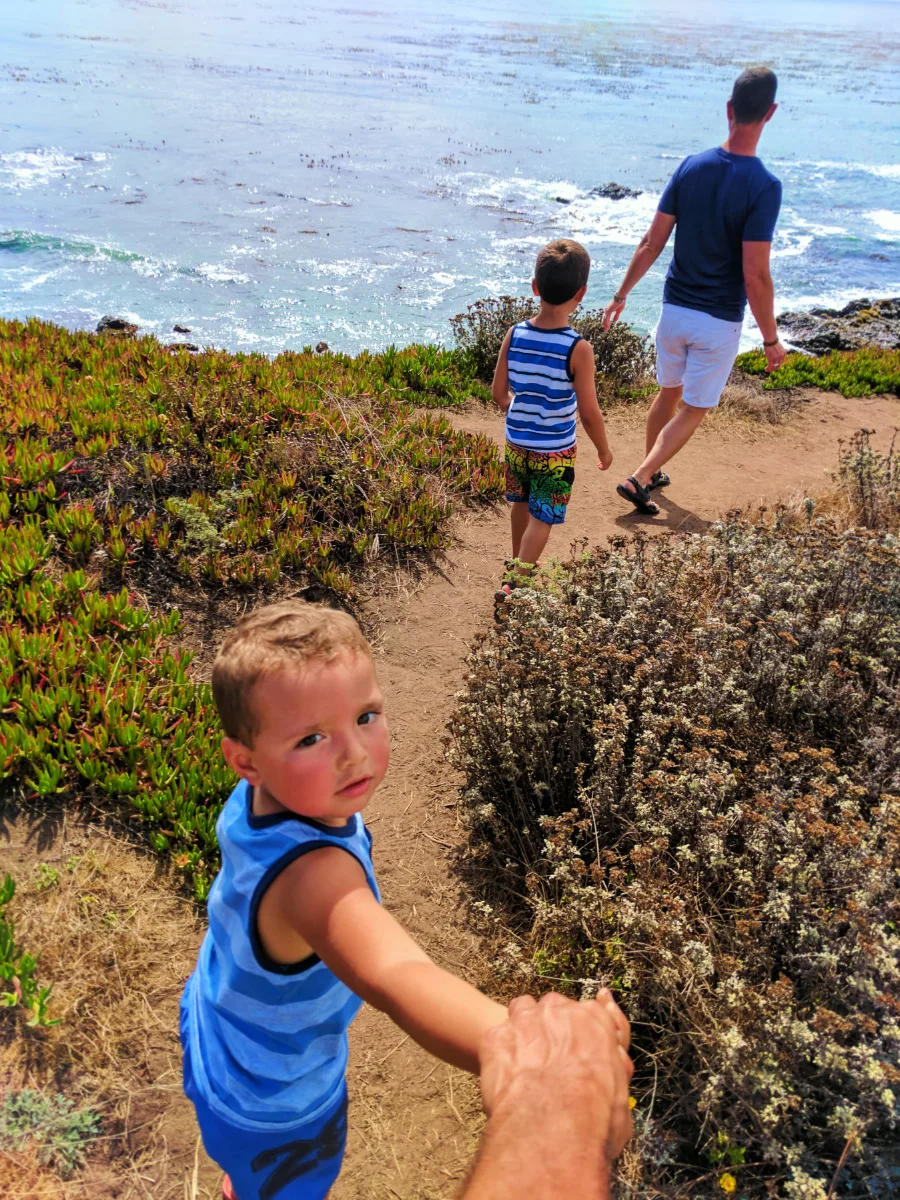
839;428;899;531
449;296;655;400
449;516;900;1197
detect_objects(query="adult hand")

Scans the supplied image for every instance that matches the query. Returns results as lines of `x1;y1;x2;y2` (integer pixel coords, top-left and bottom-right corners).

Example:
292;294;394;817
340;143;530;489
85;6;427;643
764;339;786;373
603;297;626;330
479;990;634;1160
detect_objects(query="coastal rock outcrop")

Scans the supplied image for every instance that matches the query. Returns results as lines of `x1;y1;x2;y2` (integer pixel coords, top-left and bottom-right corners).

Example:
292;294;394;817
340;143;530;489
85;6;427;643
778;297;899;355
96;315;138;335
590;182;642;200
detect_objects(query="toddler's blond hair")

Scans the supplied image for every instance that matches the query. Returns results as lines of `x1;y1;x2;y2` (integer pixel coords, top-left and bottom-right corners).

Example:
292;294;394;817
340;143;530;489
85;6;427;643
212;600;371;746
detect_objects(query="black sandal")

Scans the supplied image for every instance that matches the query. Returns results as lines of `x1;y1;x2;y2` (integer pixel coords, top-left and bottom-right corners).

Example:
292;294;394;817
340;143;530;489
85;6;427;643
616;476;660;515
648;470;671;491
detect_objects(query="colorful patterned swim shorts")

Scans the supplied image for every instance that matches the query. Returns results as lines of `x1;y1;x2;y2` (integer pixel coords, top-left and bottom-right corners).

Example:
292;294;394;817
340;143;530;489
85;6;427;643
504;441;577;526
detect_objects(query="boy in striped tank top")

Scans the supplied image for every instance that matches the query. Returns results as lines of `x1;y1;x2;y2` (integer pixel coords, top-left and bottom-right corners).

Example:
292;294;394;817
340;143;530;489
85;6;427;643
180;601;508;1199
492;239;613;601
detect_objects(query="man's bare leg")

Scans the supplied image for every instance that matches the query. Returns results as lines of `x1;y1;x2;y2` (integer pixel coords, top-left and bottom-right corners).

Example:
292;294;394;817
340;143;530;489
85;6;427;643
644;385;683;457
510;501;530;559
630;402;707;491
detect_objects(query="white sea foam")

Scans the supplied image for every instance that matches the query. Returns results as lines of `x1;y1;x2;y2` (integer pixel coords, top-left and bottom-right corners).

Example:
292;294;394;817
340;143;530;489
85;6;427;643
565;192;661;246
771;233;814;259
866;210;900;237
777;159;900;182
0;149;108;189
19;269;61;292
195;262;251;284
778;286;900;313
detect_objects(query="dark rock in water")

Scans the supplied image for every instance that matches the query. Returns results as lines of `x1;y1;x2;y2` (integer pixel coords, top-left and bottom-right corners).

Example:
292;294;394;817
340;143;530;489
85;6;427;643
96;315;138;335
554;196;572;205
777;297;900;355
590;182;642;201
173;323;192;333
170;342;199;352
315;341;329;354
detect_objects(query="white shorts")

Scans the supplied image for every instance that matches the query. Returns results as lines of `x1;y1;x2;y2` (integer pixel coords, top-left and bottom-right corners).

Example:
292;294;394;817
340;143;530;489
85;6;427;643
655;303;743;409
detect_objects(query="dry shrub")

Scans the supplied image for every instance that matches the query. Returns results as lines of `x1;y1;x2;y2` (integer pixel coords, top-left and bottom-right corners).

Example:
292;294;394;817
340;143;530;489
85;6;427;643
449;505;900;1196
718;370;800;424
449;296;656;401
838;428;899;531
0;816;204;1197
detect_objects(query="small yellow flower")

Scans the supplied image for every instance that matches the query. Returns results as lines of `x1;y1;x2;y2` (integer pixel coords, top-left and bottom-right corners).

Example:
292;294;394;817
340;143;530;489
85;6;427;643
719;1173;737;1194
628;1096;637;1110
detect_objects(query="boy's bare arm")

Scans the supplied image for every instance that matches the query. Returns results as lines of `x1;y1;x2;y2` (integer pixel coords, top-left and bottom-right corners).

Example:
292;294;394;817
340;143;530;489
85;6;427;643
571;340;612;470
491;327;514;412
271;847;507;1072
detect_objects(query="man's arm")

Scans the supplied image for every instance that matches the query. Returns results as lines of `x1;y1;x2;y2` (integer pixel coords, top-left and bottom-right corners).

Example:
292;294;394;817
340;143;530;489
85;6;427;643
742;241;786;372
460;992;634;1200
603;210;676;330
570;339;612;470
270;847;507;1073
491;326;514;412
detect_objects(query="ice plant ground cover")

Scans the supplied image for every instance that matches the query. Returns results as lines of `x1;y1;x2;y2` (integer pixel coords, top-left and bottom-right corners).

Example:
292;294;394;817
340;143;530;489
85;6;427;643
0;319;504;897
449;447;900;1197
736;347;900;398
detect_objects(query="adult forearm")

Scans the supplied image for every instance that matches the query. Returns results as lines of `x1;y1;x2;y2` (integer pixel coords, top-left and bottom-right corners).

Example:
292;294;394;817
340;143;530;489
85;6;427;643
461;1077;612;1200
616;236;661;298
375;961;507;1073
745;273;777;342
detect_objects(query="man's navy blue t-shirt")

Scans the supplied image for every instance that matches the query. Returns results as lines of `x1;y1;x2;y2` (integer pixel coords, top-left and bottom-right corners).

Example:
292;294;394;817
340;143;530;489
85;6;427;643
658;147;782;322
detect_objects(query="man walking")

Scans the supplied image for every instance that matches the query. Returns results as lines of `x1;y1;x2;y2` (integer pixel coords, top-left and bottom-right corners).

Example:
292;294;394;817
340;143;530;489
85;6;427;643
604;67;786;515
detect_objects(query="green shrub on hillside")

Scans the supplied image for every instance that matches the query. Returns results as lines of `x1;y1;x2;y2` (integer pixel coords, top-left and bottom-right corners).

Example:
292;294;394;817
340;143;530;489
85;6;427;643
450;514;900;1195
0;545;226;898
0;319;502;601
0;320;503;894
450;296;655;400
737;345;900;397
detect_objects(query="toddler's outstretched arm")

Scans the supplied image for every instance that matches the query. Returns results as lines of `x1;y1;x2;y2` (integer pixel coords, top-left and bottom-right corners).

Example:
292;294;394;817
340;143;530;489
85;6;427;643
268;846;507;1072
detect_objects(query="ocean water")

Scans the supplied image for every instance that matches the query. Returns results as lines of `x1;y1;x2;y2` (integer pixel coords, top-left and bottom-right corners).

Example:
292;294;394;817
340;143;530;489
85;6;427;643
1;0;899;354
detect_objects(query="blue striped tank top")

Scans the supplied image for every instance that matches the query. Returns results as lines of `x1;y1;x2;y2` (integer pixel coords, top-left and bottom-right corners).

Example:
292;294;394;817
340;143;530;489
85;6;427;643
181;779;380;1131
505;321;582;453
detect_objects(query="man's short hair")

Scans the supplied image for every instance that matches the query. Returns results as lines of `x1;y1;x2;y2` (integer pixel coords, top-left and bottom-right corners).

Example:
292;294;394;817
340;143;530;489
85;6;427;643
212;600;371;746
534;239;591;306
731;67;777;124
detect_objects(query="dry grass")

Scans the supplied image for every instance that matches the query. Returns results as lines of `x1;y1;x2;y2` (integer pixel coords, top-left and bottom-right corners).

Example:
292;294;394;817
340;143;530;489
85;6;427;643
0;806;212;1199
718;371;803;424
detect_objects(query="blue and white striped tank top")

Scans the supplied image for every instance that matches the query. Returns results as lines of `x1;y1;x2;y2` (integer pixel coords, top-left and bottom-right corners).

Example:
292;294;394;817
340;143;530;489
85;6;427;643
505;321;582;453
181;779;380;1131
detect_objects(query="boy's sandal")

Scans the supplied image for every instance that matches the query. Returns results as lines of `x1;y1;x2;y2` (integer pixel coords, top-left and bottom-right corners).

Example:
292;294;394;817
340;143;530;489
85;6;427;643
494;580;516;604
648;470;671;491
616;476;660;515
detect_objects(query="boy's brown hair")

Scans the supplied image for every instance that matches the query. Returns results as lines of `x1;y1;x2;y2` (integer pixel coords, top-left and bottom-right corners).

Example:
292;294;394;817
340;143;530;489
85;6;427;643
212;600;371;746
534;239;591;306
